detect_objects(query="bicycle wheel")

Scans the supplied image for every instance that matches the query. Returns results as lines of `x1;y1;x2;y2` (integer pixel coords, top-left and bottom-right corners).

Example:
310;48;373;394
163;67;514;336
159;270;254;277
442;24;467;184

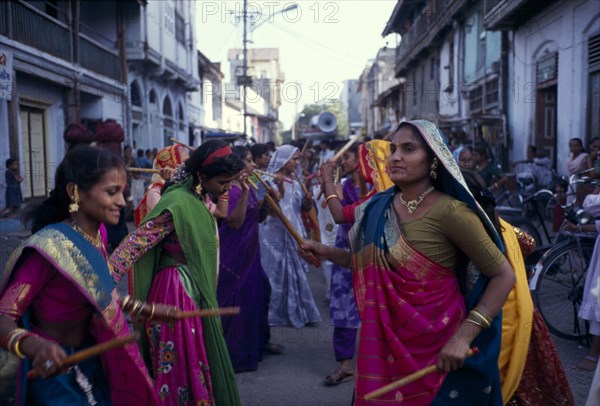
533;240;595;340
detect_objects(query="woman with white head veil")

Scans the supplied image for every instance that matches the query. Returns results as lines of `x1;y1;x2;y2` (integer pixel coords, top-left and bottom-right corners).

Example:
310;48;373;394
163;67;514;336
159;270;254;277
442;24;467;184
259;145;322;328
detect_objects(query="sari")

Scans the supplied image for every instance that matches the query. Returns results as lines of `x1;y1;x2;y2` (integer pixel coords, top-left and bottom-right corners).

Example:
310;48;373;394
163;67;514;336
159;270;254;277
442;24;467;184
349;120;505;405
1;223;156;405
260;145;321;328
217;184;269;372
112;177;240;406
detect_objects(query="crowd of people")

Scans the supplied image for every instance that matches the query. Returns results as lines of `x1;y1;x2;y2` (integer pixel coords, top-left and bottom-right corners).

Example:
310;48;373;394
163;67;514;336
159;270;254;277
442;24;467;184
0;118;598;405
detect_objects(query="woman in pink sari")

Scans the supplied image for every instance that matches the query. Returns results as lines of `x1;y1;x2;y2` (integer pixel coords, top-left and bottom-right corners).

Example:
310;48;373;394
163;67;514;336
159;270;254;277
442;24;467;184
301;120;515;405
0;145;156;405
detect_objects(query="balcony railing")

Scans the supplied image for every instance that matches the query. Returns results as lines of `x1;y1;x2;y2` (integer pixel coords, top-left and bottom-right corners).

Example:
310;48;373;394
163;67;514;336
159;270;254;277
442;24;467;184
396;0;466;74
3;1;121;81
11;1;71;61
80;35;120;81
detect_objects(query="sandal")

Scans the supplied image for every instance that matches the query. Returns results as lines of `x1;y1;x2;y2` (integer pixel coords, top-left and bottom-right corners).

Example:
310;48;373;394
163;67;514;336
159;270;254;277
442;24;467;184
576;355;598;371
263;342;284;355
324;365;354;386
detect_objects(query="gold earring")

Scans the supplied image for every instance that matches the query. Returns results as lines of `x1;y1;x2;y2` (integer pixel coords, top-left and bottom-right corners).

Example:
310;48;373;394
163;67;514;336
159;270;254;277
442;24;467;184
430;158;439;180
68;185;80;213
195;182;203;195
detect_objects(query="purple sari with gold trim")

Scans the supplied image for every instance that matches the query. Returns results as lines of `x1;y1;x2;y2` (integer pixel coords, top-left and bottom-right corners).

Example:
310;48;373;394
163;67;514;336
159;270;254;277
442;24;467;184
1;223;156;406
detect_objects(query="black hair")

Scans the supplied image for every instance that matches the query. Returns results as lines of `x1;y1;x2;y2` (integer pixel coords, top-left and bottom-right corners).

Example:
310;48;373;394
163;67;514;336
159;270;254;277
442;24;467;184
232;145;249;160
528;145;537;154
6;158;17;168
28;145;124;233
162;140;244;194
137;149;145;157
461;169;502;236
250;143;269;160
473;144;489;160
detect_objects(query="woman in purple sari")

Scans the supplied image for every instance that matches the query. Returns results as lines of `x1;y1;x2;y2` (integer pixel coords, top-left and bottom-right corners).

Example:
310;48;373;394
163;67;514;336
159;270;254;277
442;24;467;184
217;146;272;372
0;145;156;405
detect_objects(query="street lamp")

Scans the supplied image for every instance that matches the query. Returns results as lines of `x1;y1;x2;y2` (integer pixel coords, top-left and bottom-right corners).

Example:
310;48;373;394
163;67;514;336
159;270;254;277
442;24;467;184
239;1;298;140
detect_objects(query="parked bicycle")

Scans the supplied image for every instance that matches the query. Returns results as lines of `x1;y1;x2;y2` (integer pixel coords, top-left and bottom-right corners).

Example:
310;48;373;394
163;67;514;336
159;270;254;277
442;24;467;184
528;172;599;340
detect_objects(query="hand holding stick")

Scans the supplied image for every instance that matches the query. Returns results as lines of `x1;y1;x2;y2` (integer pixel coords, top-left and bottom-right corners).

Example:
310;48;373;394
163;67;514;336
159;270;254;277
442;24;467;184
331;135;361;162
363;348;479;401
27;333;139;379
254;173;320;267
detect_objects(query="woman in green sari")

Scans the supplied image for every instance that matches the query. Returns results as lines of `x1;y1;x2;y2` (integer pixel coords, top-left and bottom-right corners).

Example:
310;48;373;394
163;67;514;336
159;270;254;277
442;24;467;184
110;140;244;406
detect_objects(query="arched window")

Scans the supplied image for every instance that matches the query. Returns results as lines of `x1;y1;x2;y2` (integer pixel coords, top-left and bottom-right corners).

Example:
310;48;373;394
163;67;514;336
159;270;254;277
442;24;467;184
130;81;142;107
178;102;185;130
149;89;157;105
163;96;173;117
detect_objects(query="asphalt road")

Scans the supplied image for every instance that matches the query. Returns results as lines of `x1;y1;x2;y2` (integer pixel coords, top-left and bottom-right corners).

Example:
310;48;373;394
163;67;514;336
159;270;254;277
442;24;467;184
0;218;595;404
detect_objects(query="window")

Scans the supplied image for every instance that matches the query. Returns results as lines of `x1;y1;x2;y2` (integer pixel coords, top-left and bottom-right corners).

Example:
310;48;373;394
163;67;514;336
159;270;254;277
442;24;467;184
130;81;142;107
175;11;185;45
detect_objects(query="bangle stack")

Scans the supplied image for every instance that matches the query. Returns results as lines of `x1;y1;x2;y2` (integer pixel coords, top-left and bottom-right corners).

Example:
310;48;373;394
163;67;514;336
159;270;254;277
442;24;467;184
5;328;36;359
465;307;493;329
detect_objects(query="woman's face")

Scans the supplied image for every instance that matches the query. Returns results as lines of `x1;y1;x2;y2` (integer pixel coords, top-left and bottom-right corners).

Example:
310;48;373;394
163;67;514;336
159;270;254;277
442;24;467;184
281;152;301;174
388;127;431;185
255;152;270;169
242;150;256;174
202;173;237;196
472;150;484;165
569;140;583;155
458;150;474;170
340;151;358;175
589;139;600;158
76;168;127;226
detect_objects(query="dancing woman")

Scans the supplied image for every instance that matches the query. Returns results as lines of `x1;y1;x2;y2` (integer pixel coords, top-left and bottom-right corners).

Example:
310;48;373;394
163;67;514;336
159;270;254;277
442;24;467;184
300;120;515;405
217;146;275;372
259;145;321;328
0;145;156;405
110;140;243;406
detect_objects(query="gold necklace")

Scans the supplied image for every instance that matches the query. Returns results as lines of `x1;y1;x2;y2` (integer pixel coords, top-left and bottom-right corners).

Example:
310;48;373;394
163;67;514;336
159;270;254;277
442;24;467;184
398;186;435;215
71;221;103;251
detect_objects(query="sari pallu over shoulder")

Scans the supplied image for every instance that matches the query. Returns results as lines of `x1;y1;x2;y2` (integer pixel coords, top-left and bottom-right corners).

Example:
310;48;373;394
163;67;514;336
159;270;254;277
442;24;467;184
132;177;241;406
1;223;156;406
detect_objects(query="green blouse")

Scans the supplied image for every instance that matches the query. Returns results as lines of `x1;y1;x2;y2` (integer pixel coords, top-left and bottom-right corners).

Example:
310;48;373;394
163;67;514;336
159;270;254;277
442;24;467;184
398;194;505;275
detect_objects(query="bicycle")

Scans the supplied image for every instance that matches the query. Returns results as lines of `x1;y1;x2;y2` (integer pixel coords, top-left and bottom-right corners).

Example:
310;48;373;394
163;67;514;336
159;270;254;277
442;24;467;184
528;173;599;340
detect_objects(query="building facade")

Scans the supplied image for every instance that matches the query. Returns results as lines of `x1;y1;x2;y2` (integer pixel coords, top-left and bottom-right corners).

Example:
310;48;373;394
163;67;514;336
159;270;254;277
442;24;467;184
0;0;129;204
485;0;600;173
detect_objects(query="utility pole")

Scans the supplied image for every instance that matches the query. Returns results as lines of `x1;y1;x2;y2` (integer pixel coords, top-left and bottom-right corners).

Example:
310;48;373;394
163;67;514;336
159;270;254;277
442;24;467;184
242;0;248;138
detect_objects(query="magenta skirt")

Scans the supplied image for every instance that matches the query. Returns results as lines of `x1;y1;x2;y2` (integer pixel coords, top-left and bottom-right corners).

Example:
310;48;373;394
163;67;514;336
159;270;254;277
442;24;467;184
146;266;214;405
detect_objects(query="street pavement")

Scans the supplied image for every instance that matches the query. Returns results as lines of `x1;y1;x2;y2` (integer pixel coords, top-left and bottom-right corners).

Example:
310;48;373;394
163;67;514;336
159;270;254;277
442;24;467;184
0;217;595;404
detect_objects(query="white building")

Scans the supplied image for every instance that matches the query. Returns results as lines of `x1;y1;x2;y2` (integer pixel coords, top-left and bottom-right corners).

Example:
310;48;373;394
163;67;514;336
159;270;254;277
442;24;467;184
125;0;199;150
485;0;600;174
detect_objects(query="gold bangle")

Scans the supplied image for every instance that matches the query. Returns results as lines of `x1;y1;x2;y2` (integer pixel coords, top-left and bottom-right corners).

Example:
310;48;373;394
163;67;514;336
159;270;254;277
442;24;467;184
468;310;491;329
471;307;493;326
326;194;339;203
465;317;486;329
13;337;26;359
148;303;156;321
6;328;27;352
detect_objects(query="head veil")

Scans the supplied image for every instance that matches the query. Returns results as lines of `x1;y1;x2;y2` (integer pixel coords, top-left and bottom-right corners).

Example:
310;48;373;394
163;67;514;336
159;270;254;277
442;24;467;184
357;140;394;193
405;119;504;251
267;145;299;174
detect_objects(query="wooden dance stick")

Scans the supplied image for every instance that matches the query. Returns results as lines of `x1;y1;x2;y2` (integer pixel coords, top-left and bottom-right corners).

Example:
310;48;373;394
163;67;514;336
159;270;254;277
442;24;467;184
178;306;240;319
169;137;194;151
27;333;139;379
331;135;360;162
127;167;160;174
253;171;278;197
363;348;479;401
254;169;293;183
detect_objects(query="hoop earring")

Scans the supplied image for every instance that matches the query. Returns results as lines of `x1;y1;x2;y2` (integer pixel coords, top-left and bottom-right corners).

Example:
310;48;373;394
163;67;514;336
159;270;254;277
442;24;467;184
68;185;80;213
430;157;439;180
